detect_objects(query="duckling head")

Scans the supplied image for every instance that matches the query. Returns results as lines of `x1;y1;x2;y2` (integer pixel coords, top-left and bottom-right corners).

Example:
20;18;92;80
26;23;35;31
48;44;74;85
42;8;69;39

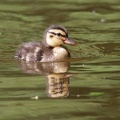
44;25;76;47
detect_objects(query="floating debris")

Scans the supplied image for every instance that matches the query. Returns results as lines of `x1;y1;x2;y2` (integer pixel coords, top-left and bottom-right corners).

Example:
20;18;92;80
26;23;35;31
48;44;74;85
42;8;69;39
92;10;96;13
77;94;80;97
100;18;106;23
31;95;39;100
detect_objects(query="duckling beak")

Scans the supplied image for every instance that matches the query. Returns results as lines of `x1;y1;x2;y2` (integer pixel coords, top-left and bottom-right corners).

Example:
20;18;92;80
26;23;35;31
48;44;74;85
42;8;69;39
64;37;76;46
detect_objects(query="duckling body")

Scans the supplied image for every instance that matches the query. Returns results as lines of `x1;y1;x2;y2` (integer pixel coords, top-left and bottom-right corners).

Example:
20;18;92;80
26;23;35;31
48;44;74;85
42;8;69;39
15;25;76;62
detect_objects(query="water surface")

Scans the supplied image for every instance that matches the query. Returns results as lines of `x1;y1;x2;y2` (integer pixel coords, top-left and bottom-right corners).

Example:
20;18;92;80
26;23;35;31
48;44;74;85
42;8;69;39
0;0;120;120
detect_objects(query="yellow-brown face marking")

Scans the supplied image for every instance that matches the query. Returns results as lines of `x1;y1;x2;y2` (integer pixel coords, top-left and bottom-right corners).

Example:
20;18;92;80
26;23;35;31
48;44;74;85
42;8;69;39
46;29;67;47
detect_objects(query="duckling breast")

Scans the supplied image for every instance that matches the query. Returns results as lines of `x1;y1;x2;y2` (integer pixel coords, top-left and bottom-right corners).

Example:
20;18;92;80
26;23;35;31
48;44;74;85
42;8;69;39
52;46;70;60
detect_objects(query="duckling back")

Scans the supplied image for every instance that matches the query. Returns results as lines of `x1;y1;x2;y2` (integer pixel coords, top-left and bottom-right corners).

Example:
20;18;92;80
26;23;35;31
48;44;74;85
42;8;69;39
15;41;70;62
15;41;44;62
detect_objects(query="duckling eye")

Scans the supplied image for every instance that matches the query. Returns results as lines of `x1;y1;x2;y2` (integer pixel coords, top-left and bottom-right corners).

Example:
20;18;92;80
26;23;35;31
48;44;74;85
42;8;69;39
57;33;61;36
56;33;66;37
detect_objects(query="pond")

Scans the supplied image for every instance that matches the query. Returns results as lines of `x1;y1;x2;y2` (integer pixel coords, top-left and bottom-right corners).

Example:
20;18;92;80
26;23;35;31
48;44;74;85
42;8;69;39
0;0;120;120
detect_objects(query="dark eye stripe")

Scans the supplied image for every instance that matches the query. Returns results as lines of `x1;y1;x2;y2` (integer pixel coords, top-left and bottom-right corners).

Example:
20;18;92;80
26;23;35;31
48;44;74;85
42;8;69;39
48;32;56;35
48;32;66;37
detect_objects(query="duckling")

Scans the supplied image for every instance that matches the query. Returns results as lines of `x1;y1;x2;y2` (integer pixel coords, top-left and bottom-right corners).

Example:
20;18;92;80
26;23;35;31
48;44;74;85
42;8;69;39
15;25;76;62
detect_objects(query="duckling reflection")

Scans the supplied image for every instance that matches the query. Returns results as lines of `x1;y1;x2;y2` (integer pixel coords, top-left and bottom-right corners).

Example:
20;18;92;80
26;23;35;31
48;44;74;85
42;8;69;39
17;60;73;98
47;73;71;98
18;60;70;75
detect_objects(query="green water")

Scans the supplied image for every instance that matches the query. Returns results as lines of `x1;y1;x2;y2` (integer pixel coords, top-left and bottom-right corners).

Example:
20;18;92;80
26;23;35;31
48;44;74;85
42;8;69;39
0;0;120;120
